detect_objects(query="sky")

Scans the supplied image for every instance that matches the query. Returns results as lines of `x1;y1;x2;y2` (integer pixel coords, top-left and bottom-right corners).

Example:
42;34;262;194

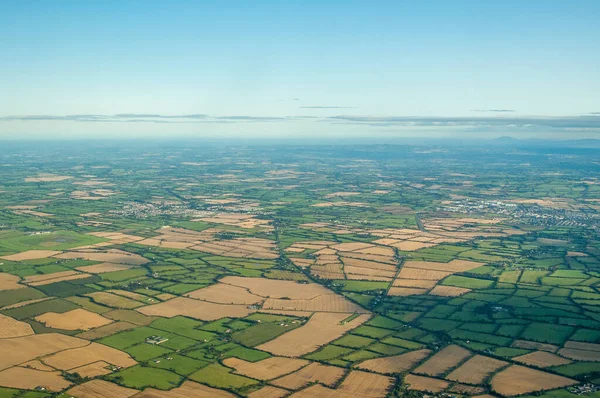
1;0;599;140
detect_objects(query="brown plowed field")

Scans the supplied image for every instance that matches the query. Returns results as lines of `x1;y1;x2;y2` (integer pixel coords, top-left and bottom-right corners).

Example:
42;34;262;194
263;294;366;313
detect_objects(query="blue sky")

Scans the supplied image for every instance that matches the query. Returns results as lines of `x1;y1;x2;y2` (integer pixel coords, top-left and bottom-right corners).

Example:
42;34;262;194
1;0;599;139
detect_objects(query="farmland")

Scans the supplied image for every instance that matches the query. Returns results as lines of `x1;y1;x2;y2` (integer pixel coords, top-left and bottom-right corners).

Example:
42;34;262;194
0;141;599;397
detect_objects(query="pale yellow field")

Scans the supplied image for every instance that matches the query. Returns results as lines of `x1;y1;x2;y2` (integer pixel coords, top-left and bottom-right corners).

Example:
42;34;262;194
257;313;371;357
137;297;253;320
446;355;507;384
35;309;113;331
358;349;431;374
491;365;577;396
223;357;308;380
26;271;91;286
414;345;471;376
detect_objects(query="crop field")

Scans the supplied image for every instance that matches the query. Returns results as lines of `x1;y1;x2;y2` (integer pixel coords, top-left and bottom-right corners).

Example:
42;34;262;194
0;143;599;396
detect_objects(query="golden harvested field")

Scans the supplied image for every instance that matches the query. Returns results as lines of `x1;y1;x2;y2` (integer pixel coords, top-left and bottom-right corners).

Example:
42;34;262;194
514;351;572;367
223;357;308;380
390;241;434;251
1;298;53;311
86;292;144;309
429;285;471;297
137;297;253;320
0;314;34;338
446;355;507;384
66;379;139;398
26;271;91;286
564;341;600;351
69;361;113;378
341;258;397;272
41;342;137;370
0;367;71;392
397;267;452;281
54;249;149;265
257;312;371;357
331;242;374;252
272;362;346;389
108;290;149;302
491;365;577;396
393;279;437;289
340;252;396;264
404;260;483;272
405;374;449;393
20;360;55;371
248;386;289;398
414;345;471;376
0;273;23;291
191;237;278;259
336;370;394;397
187;283;263;305
25;174;72;182
133;381;236;398
35;309;113;331
76;262;134;274
358;349;431;374
388;287;428;296
512;340;558;353
0;333;88;371
221;276;331;300
76;321;137;340
1;250;62;261
263;293;366;313
558;348;600;361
